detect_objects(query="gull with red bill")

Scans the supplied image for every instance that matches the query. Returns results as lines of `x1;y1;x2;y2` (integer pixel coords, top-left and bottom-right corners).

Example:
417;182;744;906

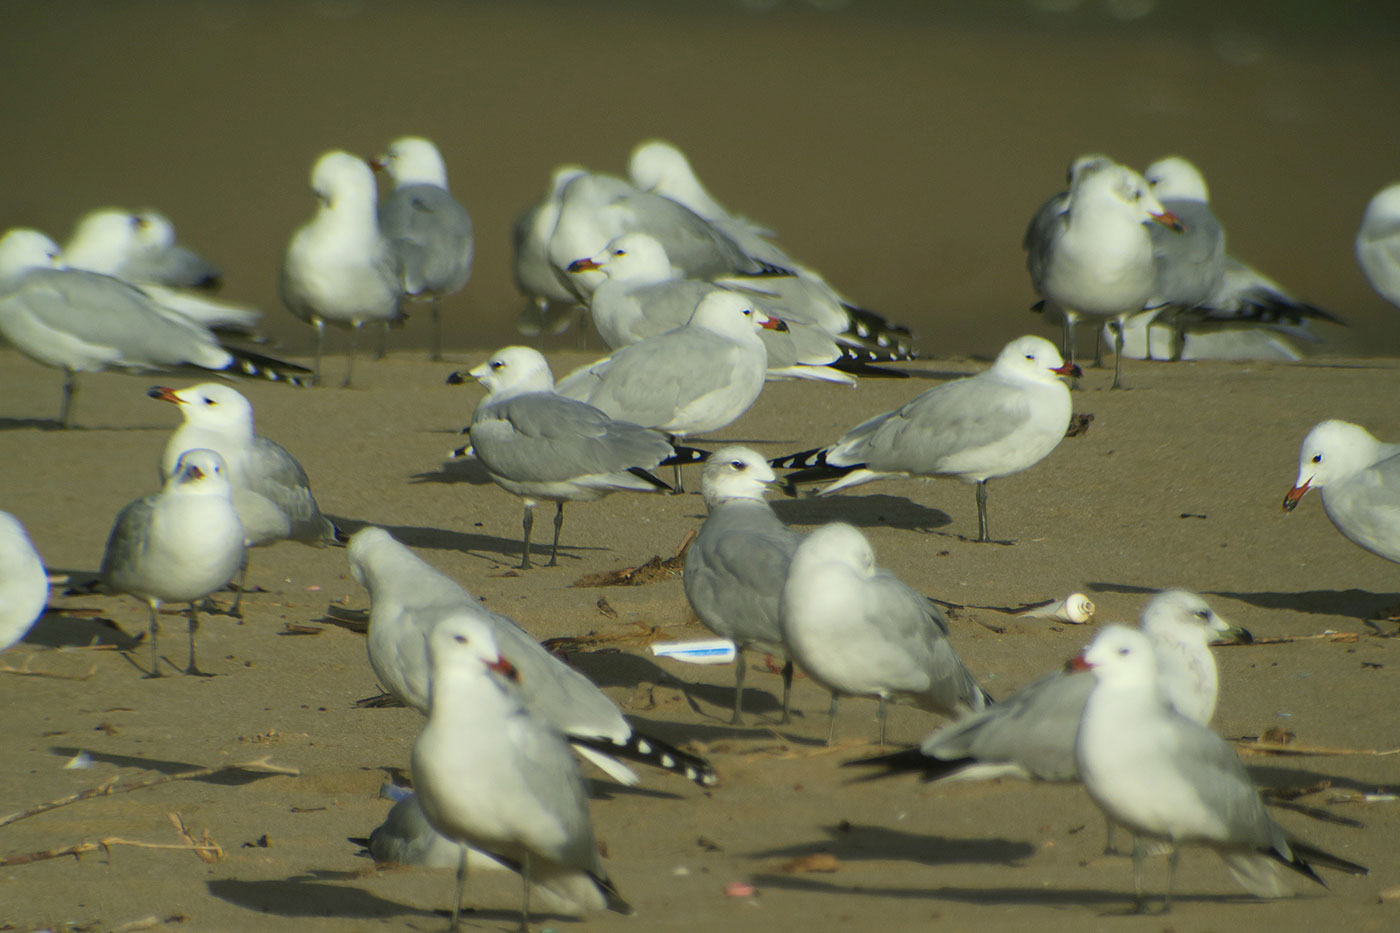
1072;625;1367;910
1026;160;1184;388
1283;419;1400;564
771;335;1081;543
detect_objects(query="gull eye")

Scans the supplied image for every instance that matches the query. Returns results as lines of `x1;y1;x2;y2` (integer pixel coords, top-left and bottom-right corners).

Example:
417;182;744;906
729;460;744;470
1118;646;1131;656
1025;354;1035;361
1195;609;1210;621
1311;454;1322;463
741;308;753;316
453;634;468;644
490;361;504;370
612;249;627;257
203;397;216;406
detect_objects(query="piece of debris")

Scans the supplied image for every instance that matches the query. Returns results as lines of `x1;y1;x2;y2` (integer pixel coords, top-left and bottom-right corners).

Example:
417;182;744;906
777;853;840;873
1065;413;1094;438
596;597;618;619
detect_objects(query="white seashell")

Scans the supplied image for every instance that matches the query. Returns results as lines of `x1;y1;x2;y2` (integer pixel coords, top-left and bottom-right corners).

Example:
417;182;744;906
1020;593;1095;624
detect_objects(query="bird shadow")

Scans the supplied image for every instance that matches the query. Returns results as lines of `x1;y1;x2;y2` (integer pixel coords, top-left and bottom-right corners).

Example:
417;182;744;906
0;416;64;431
751;874;1270;908
206;876;439;921
333;521;605;567
47;746;292;785
407;457;494;487
1087;581;1400;622
772;494;950;532
21;611;140;649
1244;762;1400;799
748;822;1035;869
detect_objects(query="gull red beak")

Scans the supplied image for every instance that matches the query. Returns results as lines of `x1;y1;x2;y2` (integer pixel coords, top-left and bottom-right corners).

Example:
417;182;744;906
1282;479;1310;513
1066;654;1093;673
1150;210;1184;233
488;654;520;683
759;313;789;332
147;386;183;404
1051;361;1082;378
368;158;386;173
184;464;205;481
567;257;600;273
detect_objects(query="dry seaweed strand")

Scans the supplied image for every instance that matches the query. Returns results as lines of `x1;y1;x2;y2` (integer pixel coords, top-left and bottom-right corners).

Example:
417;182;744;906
0;756;299;829
0;837;222;867
571;530;696;588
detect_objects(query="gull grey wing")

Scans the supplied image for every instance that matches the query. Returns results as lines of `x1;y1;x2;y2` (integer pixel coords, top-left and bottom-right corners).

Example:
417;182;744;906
684;506;800;646
1150;198;1225;309
245;437;333;539
472;394;670;483
379;184;474;296
98;495;160;588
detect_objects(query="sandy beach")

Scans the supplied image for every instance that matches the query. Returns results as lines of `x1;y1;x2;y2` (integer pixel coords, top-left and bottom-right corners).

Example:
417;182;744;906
3;1;1400;930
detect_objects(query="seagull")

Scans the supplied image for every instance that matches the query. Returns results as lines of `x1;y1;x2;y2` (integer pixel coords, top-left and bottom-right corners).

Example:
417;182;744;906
1284;419;1400;564
359;788;512;870
1137;156;1343;354
567;231;907;382
511;164;589;315
779;522;990;745
846;591;1252;858
60;209;257;333
554;291;775;489
99;449;245;676
0;228;308;428
347;525;716;786
1027;161;1183;388
409;611;632;928
449;346;702;568
683;446;801;724
0;512;48;653
372;136;474;361
1073;625;1367;910
1356;183;1400;309
771;335;1080;543
150;382;341;616
280;149;404;387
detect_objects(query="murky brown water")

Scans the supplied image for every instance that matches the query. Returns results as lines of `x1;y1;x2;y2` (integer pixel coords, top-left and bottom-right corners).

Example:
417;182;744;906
4;0;1399;360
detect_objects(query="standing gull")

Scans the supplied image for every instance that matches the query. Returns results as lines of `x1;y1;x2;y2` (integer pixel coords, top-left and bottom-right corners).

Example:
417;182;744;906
450;346;700;569
0;512;48;653
1356;183;1400;309
372;136;474;361
99;449;245;676
150;382;341;616
347;526;715;787
683;447;801;724
0;228;307;428
1027;162;1183;388
1073;625;1367;909
1284;419;1400;564
779;522;990;745
772;335;1079;543
410;612;632;928
555;290;776;488
280;149;404;387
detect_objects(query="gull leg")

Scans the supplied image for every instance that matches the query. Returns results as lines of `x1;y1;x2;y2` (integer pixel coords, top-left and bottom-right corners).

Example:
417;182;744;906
877;695;888;748
730;651;748;725
518;851;532;933
1103;816;1120;855
227;551;250;620
548;501;564;567
145;600;164;678
975;481;990;543
430;297;443;362
826;692;840;745
60;369;78;429
1164;844;1179;913
373;321;388;360
1110;316;1127;390
312;318;326;387
185;603;213;677
779;658;794;725
1092;322;1105;369
520;502;536;570
1130;836;1148;913
669;434;684;494
451;843;468;931
1060;313;1076;366
344;321;363;388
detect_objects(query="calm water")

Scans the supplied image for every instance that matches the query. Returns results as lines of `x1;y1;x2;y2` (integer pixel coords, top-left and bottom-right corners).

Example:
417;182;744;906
4;0;1399;360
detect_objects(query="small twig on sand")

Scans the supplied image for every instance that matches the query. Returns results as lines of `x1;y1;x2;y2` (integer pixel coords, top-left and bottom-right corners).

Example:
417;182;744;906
0;836;223;867
0;654;98;680
0;756;300;829
1234;739;1400;757
1221;631;1362;646
168;812;223;863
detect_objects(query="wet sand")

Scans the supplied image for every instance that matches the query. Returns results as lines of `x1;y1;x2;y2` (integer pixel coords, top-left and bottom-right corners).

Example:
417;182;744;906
3;2;1400;930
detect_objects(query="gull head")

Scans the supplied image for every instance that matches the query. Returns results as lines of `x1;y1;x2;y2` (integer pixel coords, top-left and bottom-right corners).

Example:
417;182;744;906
792;522;877;581
1066;153;1116;189
689;291;784;339
1286;419;1383;511
1072;624;1155;686
372;136;448;189
1080;165;1182;232
0;228;63;282
63;209;143;273
1144;155;1211;203
346;526;396;590
148;383;255;435
701;445;782;507
627;139;697;193
310;150;377;211
133;210;178;249
168;448;233;496
569;232;674;283
427;611;520;691
464;345;555;397
994;334;1081;381
1140;590;1252;646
